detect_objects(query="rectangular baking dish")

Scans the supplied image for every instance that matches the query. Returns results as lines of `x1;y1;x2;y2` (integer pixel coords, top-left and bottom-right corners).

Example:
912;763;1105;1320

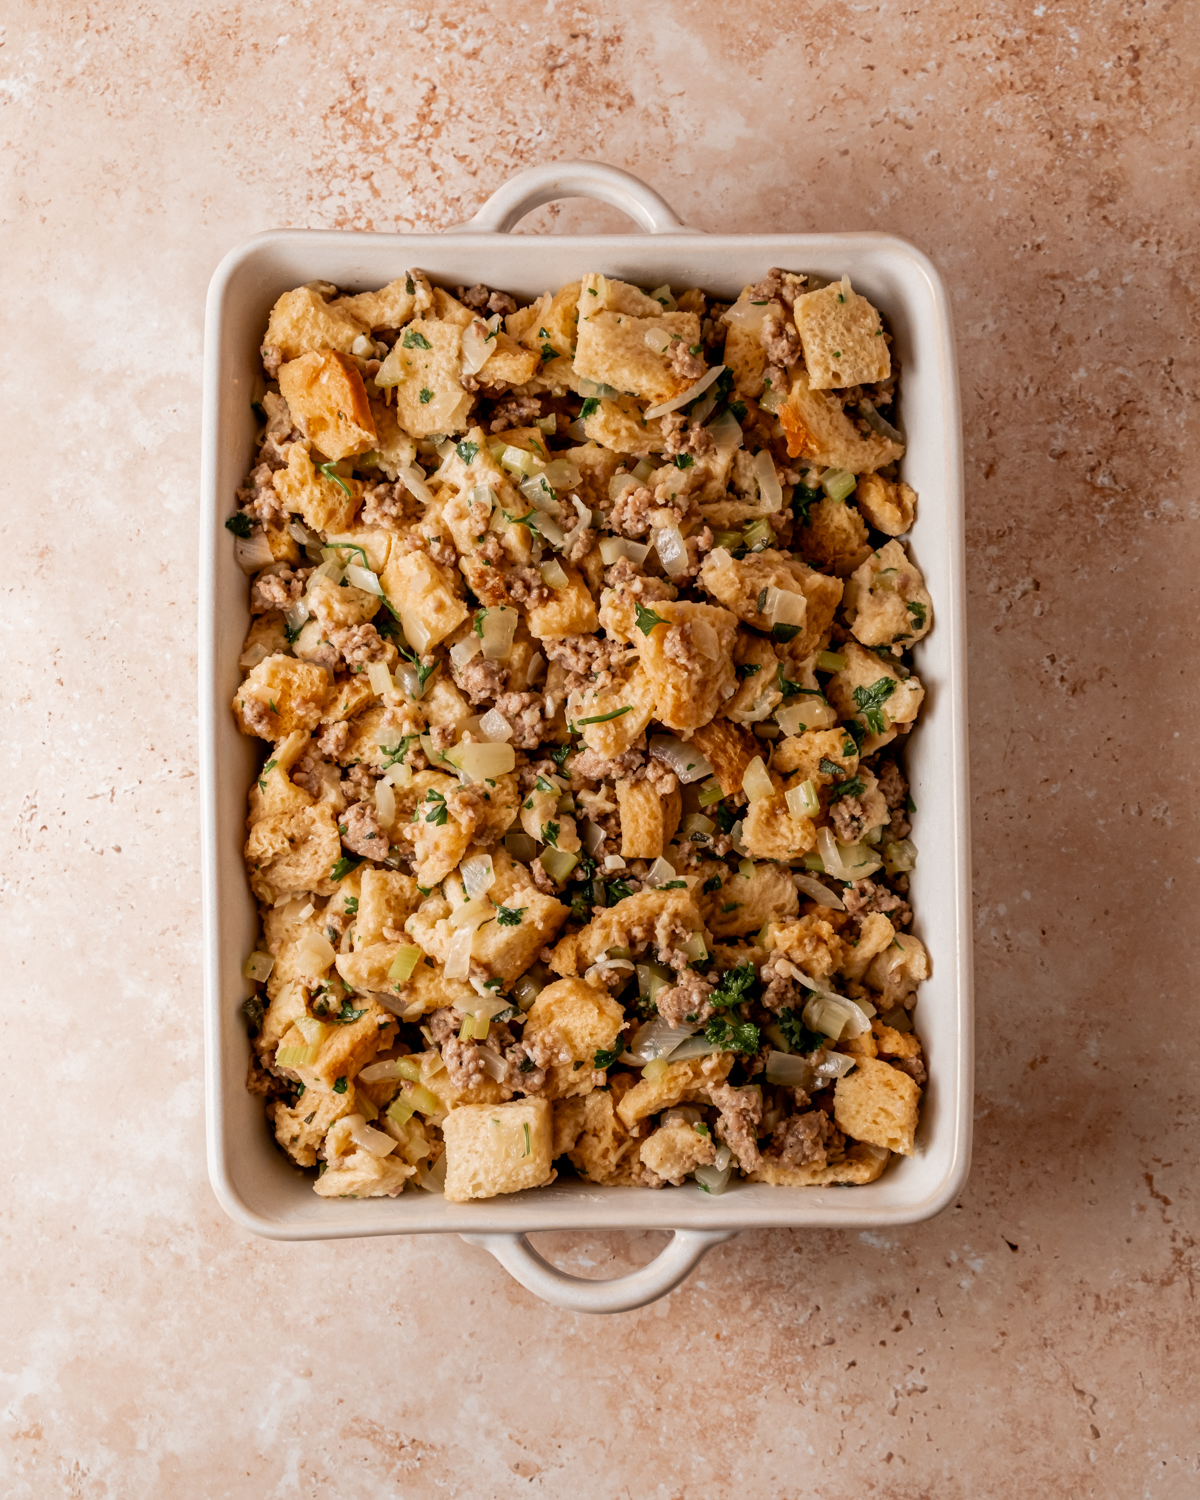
200;161;973;1313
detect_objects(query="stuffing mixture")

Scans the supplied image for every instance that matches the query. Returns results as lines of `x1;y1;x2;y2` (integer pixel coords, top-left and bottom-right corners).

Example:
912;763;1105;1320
230;267;932;1203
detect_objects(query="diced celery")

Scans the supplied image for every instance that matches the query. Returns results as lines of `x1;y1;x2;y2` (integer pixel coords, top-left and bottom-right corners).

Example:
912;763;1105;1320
387;946;423;983
821;468;857;503
816;650;848;672
698;778;725;807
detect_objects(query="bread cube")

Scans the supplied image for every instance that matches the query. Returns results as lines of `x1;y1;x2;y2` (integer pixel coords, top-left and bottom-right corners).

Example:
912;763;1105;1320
244;805;341;902
286;996;398;1094
633;599;739;733
264;284;366;363
313;1148;415;1198
376;317;473;438
699;548;842;661
573;886;705;970
524;978;625;1097
355;868;422;945
319;678;375;733
772;727;859;784
848;540;933;649
826;640;925;747
615;777;678;859
247;729;315;826
574;274;703;407
701;858;798;938
741;792;817;862
271;442;360;533
336;271;432;332
864;933;930;1006
721;290;770;400
525;565;598;639
872;1018;923;1059
581;394;669;454
278;350;376;462
833;1055;920;1155
379;548;468;654
479;331;540;388
749;1139;890;1186
688;718;760;798
616;1054;733;1129
780;371;903;472
855;472;917;536
442;1098;555;1202
640;1120;717;1185
571;664;657;757
841;911;897;982
234;654;332;740
769;912;846;983
792;276;891;390
799;495;873;578
270;1085;358;1168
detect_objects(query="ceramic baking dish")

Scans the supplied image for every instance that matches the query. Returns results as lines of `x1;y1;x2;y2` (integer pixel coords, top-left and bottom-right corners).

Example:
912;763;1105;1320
200;161;973;1314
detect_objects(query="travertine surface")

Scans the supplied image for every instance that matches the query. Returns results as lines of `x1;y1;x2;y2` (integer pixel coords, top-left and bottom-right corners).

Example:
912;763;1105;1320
2;2;1198;1495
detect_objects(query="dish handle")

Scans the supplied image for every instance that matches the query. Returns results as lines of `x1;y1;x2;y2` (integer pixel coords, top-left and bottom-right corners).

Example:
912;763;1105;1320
443;160;697;236
459;1228;738;1314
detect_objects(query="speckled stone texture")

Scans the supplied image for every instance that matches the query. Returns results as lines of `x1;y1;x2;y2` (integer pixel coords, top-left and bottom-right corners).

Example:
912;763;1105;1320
2;2;1198;1495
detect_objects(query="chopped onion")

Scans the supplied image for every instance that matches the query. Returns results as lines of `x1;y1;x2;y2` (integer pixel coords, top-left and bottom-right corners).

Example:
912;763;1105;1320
345;563;383;595
480;606;518;662
444;924;474;980
561;495;592;555
792;874;845;911
599;535;651;565
636;962;671;1001
513;972;545;1011
816;826;882;882
707;408;743;459
581;821;605;857
294;930;335;975
644;327;672;355
742;755;774;803
450;635;483;669
347;1115;398;1157
649;734;715;785
235;533;276;573
242;951;275;982
689;619;721;660
446;740;516;780
680;812;715;841
799;980;873;1040
764;586;806;629
542;458;581;490
664;1035;720;1063
858;398;903;445
785;780;820;819
776;699;839;734
476;1049;507;1082
539;558;569;589
283;598;310;635
477;708;513;742
694;1160;732;1195
654;524;689;578
688;387;720;426
764;1050;817;1089
629;1017;698;1062
821;468;857;503
459;853;496;899
753;449;784;513
814;1050;858;1082
415;1154;448;1194
645;364;726;420
294;1015;327;1047
722;299;769;332
683;931;708;963
309;558;345;588
398;464;434;504
361;1056;421;1083
367;661;394;697
461;317;494;376
539;848;579;883
374;779;396;829
643;856;680;888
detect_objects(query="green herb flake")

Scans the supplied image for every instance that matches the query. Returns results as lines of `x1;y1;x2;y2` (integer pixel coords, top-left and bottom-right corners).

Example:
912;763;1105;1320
419;387;433;405
344;897;359;915
776;664;803;698
225;513;253;538
593;1045;621;1070
332;1076;348;1094
403;329;433;349
405;275;416;295
660;879;687;890
522;1122;532;1156
577;705;633;726
819;757;846;781
673;453;694;469
771;622;801;644
710;962;757;1011
703;1017;761;1054
257;758;278;792
702;875;723;894
496;905;526;927
330;856;362;882
318;463;353;498
534;775;555;793
541;822;560;848
852;676;898;734
424;789;449;826
827;776;867;803
635;603;669;635
579;397;601;420
334;1001;367;1025
907;600;927;629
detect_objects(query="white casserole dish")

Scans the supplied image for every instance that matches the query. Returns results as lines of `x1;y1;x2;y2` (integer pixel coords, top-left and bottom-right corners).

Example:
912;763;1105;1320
200;161;973;1314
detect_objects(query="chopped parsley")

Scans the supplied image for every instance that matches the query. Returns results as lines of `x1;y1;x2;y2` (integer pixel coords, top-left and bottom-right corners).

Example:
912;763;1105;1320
330;856;361;881
577;705;632;726
730;399;747;422
495;905;526;927
721;901;741;913
225;513;253;538
403;328;432;349
541;822;560;847
398;645;437;694
334;1001;367;1025
778;1007;826;1054
332;1076;348;1095
907;600;927;630
405;275;416;295
257;758;278;791
660;879;687;890
579;397;601;420
852;676;898;733
776;664;804;698
827;776;867;803
673;453;694;469
424;788;449;826
906;793;917;815
634;604;669;635
455;439;479;464
704;1017;761;1054
819;757;846;780
518;1055;537;1074
605;879;635;904
771;623;801;644
710;962;757;1011
318;463;353;498
593;1044;622;1069
344;897;359;915
380;736;413;770
534;775;556;793
693;1121;711;1138
736;661;762;680
540;342;556;361
548;744;573;768
702;874;723;894
419;387;433;405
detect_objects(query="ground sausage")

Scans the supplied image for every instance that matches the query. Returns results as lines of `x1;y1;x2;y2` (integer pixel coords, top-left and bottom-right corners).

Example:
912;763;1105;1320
708;1081;763;1173
340;799;387;858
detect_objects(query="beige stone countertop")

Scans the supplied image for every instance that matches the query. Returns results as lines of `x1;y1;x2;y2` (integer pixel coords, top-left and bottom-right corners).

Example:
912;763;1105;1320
2;3;1197;1495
